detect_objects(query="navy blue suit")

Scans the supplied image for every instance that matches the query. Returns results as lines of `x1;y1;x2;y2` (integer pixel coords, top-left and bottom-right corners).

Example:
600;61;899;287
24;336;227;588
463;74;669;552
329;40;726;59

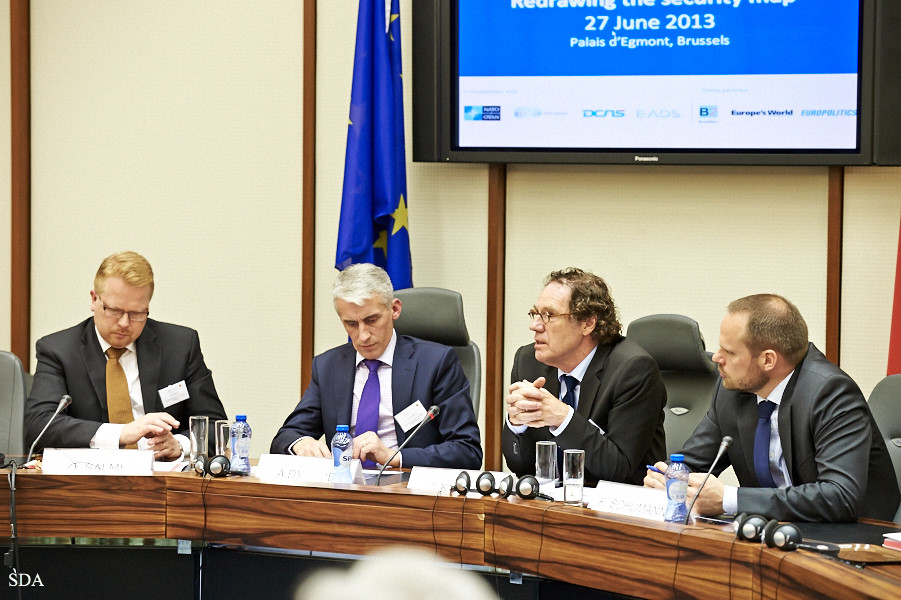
270;335;482;469
24;317;227;453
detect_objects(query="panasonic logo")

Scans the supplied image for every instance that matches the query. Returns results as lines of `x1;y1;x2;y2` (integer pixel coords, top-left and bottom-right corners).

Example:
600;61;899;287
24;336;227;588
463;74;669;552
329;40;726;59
634;156;659;162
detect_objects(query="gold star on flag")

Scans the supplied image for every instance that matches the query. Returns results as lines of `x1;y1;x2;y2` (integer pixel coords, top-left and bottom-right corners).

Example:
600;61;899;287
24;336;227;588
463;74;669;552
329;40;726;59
391;195;408;236
373;229;388;254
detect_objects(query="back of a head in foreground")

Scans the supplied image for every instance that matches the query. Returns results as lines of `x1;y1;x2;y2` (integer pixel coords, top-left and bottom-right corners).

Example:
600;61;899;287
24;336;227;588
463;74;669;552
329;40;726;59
296;546;497;600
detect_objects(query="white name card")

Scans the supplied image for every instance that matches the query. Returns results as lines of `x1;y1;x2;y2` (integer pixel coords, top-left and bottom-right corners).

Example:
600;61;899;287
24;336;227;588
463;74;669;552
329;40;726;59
256;454;365;486
587;480;667;521
407;466;511;494
41;448;154;476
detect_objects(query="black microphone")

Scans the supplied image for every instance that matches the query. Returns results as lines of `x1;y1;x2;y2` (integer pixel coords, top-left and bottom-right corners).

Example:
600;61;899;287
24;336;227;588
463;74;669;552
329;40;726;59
26;395;73;465
683;435;733;525
376;405;440;486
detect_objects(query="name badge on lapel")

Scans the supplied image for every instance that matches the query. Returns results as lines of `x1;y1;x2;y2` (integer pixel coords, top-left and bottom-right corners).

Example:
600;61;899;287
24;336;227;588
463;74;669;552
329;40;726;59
159;380;190;408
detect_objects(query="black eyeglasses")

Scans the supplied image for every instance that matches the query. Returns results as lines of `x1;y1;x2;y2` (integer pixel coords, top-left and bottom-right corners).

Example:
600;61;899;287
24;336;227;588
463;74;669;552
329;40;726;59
99;297;149;322
528;309;571;324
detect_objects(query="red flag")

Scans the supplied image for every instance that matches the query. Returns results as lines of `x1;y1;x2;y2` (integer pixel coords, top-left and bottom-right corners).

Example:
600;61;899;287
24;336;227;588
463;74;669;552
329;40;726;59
888;215;901;375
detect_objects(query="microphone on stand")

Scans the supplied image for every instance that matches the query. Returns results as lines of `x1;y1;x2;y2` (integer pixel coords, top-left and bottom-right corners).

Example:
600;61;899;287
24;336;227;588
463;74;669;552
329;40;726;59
684;435;733;525
26;395;73;465
376;405;440;486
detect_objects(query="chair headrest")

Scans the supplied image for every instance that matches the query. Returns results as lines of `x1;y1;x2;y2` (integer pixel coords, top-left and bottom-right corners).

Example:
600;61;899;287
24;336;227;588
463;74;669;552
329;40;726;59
393;287;471;347
626;314;716;374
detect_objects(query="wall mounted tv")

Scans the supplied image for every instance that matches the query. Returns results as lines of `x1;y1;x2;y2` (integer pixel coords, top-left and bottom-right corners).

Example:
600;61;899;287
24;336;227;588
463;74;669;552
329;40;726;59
412;0;887;166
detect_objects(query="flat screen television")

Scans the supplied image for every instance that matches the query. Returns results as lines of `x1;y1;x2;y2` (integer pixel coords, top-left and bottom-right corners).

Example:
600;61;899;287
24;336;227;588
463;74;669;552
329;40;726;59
412;0;880;166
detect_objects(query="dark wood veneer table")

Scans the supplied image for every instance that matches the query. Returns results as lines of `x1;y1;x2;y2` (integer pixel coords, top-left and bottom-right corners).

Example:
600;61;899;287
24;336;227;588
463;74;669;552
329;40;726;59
2;470;900;599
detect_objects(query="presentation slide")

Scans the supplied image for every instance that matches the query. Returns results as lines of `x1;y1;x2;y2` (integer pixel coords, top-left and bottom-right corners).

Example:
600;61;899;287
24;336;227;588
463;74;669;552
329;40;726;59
456;0;861;151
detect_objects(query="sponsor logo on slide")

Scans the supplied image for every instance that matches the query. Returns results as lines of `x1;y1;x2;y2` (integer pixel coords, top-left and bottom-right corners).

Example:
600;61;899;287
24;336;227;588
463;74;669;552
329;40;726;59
699;106;718;119
582;109;625;118
464;106;501;121
636;109;680;119
514;107;568;118
800;109;857;117
731;109;794;117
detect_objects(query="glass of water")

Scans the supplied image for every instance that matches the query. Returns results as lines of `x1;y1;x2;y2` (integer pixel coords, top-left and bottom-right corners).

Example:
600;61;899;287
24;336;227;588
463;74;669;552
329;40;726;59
563;449;585;506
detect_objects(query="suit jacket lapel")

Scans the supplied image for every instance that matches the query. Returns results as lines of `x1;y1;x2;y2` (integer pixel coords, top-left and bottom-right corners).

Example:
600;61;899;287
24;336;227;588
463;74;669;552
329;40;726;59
136;321;161;414
391;336;415;442
333;344;358;427
80;320;107;409
736;392;759;482
777;358;805;476
576;343;614;418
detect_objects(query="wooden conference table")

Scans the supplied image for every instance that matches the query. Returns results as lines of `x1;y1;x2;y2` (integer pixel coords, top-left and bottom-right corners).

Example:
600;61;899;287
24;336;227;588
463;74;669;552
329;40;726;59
1;469;900;599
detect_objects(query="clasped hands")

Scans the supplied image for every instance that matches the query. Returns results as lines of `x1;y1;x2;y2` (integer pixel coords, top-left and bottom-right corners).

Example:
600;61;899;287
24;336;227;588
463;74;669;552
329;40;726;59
120;412;183;460
506;376;570;429
291;432;401;468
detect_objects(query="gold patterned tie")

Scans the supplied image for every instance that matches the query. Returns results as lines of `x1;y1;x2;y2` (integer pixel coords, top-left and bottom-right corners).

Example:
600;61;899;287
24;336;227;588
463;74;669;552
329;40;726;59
105;347;136;448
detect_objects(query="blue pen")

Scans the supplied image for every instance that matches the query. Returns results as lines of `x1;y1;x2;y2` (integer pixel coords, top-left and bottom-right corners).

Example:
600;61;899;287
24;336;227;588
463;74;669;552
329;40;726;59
646;464;664;474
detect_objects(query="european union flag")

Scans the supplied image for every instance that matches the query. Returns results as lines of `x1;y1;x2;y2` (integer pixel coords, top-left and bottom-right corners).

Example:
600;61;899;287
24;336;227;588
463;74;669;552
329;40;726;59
336;0;412;290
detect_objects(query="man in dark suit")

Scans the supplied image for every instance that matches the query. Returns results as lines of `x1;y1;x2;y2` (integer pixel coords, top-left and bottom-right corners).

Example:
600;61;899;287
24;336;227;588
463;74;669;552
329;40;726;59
24;251;227;460
645;294;900;522
502;268;666;485
270;263;482;469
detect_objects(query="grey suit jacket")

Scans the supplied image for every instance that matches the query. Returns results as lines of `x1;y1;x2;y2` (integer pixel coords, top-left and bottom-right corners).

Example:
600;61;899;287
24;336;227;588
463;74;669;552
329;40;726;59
502;337;667;485
681;343;900;522
24;317;227;453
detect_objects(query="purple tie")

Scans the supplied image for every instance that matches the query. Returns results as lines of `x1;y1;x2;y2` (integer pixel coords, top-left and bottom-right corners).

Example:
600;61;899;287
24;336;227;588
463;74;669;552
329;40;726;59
356;359;381;469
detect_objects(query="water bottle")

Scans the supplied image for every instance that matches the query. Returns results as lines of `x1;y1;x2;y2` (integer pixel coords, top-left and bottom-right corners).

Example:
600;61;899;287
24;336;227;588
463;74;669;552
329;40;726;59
331;425;354;484
229;415;252;474
664;453;690;523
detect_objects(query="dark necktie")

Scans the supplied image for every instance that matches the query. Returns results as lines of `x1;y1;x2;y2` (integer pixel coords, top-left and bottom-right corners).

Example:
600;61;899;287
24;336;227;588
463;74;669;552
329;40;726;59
106;347;136;449
754;400;778;488
355;359;381;469
557;375;579;475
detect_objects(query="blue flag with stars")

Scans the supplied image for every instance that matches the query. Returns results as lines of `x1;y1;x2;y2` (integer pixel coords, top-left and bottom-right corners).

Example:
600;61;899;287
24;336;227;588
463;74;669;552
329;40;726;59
336;0;412;290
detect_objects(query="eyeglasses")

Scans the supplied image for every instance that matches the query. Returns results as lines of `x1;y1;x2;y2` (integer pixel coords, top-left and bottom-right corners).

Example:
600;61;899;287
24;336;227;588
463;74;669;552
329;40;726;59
528;309;572;324
98;297;150;322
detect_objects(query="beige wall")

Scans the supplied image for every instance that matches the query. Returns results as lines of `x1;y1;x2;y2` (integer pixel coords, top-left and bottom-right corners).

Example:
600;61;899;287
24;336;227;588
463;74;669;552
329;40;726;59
16;0;901;462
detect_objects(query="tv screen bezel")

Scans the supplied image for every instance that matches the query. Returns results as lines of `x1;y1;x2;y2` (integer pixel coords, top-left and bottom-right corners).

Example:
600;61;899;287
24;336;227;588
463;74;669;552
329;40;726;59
412;0;876;167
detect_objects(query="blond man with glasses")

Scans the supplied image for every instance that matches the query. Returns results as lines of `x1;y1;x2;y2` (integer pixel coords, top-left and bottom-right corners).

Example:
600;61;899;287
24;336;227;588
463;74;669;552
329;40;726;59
24;251;227;460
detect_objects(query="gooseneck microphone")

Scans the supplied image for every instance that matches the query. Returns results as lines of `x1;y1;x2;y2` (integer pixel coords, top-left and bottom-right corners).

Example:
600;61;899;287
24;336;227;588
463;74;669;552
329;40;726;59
683;435;733;525
25;395;73;465
376;405;440;486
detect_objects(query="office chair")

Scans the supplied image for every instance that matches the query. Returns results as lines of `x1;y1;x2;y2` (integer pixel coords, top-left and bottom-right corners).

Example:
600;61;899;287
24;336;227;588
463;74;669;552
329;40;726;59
393;287;481;416
626;314;718;455
867;374;901;522
0;350;28;456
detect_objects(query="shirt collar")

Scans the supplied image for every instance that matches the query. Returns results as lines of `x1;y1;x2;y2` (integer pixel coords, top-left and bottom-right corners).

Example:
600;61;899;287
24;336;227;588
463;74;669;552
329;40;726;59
557;344;598;384
94;325;137;355
356;330;397;367
757;370;795;406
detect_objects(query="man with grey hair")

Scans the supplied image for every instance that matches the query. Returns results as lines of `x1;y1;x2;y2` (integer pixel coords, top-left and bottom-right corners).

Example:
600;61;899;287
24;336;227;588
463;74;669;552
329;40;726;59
271;264;482;469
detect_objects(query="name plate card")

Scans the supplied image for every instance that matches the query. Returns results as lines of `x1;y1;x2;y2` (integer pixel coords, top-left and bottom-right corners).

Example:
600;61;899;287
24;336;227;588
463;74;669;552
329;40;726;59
41;448;154;476
407;467;510;494
256;454;365;485
587;480;667;521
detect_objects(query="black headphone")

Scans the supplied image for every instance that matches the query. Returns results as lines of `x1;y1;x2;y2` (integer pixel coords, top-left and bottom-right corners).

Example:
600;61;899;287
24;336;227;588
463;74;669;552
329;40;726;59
452;471;515;498
762;520;841;556
733;513;770;543
193;453;231;478
514;475;554;501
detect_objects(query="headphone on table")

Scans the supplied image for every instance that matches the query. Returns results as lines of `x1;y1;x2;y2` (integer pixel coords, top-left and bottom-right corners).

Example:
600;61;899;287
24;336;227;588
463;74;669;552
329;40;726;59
452;471;515;498
193;453;231;478
734;513;841;556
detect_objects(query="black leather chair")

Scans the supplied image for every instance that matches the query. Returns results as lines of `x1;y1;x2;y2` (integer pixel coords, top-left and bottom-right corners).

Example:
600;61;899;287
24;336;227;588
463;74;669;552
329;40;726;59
0;350;28;456
626;314;718;456
393;287;481;416
867;374;901;522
